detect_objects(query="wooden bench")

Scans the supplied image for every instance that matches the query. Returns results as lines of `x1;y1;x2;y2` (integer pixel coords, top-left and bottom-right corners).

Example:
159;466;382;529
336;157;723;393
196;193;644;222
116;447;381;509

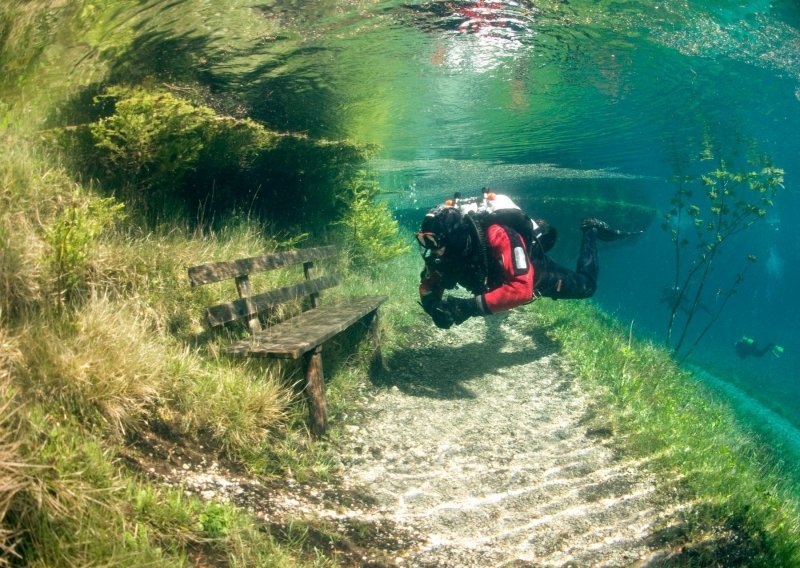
188;245;388;436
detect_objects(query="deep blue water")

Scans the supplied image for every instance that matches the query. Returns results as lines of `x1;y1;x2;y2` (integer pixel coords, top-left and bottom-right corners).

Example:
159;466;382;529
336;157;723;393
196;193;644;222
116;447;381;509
13;0;800;467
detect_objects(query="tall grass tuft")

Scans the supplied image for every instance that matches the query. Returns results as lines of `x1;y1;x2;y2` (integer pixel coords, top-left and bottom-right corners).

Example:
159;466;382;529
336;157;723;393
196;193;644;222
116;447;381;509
337;246;422;353
0;330;27;564
160;352;294;454
16;297;162;437
0;138;59;318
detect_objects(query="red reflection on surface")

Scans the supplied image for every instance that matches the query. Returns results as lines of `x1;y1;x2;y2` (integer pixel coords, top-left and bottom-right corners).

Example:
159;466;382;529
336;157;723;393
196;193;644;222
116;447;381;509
456;1;506;32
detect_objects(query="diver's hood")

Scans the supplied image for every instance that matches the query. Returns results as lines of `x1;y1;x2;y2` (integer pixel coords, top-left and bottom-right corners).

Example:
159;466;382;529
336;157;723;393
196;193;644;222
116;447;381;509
421;205;471;256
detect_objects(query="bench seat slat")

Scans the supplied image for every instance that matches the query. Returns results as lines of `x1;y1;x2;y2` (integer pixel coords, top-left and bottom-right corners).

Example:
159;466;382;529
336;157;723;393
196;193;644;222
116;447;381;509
223;295;388;359
189;246;337;286
206;275;341;327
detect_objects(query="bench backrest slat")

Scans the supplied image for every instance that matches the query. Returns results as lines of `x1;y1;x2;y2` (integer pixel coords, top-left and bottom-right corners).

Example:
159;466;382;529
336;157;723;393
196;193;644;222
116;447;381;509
188;245;337;287
206;274;340;327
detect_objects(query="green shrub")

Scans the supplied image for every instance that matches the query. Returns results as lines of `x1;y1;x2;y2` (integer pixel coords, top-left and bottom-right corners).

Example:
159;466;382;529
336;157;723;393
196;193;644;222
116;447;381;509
59;85;374;227
336;172;410;267
198;502;235;539
90;87;214;179
85;86;218;220
43;190;125;301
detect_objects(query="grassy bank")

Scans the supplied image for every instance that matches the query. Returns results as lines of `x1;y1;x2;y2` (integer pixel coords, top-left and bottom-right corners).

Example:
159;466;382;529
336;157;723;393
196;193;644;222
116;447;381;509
0;127;417;565
529;300;800;565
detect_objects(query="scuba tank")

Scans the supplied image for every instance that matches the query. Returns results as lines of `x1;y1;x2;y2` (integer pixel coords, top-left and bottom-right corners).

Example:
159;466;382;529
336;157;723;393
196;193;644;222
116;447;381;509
444;189;551;255
445;189;519;214
423;189;548;296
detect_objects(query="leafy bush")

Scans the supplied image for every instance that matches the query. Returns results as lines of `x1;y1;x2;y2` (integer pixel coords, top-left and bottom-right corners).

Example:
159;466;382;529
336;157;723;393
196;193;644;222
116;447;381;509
65;85;373;228
337;172;410;267
90;87;216;184
198;502;234;539
85;87;220;220
43;191;125;302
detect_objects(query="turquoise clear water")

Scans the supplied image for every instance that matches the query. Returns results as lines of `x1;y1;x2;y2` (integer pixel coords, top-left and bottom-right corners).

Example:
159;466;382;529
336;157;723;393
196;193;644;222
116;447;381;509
15;0;800;464
235;0;800;444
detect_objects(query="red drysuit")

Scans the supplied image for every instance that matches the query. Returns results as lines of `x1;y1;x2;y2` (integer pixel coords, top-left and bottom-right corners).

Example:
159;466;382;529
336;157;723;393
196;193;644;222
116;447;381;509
419;224;533;314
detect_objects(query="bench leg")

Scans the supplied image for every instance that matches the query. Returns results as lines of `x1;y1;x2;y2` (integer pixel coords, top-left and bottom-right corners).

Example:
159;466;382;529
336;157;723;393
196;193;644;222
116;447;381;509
303;346;328;437
367;310;388;375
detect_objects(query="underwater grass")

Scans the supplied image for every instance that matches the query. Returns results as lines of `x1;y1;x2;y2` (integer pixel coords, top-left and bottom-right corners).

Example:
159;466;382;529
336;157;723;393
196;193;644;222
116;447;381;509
0;130;373;564
529;299;800;565
7;123;800;563
0;3;412;562
2;403;318;567
336;241;422;351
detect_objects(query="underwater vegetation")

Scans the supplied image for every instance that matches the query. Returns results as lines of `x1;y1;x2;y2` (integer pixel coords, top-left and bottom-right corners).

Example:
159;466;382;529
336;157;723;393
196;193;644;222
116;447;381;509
2;0;800;565
52;86;374;228
661;161;783;361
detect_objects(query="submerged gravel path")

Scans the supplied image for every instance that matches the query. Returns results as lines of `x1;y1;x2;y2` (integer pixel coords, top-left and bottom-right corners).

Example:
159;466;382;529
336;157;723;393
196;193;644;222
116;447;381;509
330;310;685;566
139;310;690;566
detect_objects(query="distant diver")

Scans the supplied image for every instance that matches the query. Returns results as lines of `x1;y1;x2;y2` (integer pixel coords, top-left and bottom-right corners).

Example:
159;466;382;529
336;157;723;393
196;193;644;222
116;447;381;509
734;336;783;359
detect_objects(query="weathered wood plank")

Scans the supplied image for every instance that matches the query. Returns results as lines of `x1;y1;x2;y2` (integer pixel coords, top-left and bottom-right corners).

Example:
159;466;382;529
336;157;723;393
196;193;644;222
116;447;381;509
304;346;327;437
223;296;388;358
235;274;262;334
188;246;337;286
367;310;387;375
206;275;341;327
303;260;320;308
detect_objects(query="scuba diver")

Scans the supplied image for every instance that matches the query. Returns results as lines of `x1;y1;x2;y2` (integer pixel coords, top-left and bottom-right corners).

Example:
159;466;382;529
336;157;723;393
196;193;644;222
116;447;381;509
734;336;784;359
416;191;644;329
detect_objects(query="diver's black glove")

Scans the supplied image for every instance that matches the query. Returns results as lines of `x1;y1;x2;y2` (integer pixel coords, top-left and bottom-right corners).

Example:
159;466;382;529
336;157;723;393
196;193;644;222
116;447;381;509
442;296;482;325
420;296;455;329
